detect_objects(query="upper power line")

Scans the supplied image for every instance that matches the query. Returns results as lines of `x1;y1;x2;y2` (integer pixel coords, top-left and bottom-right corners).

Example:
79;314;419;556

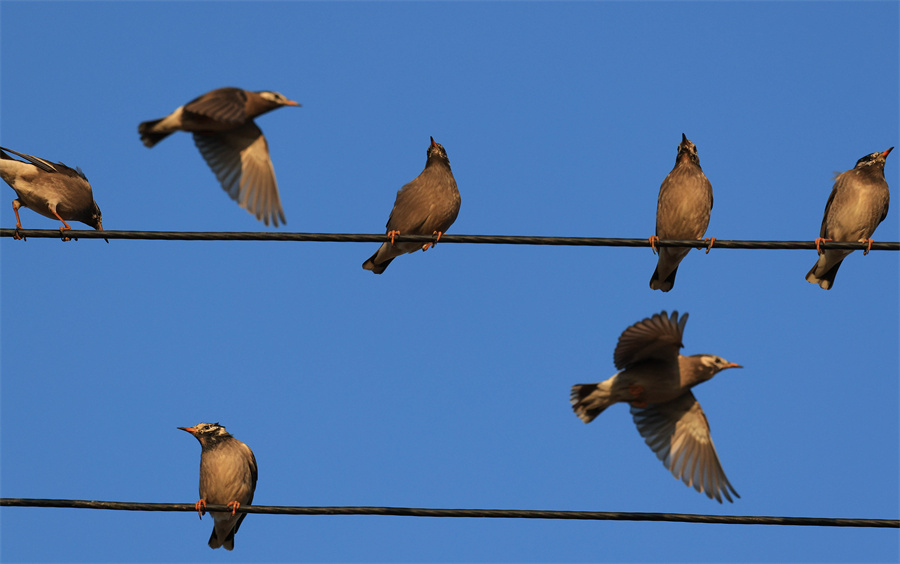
1;228;898;251
1;498;897;529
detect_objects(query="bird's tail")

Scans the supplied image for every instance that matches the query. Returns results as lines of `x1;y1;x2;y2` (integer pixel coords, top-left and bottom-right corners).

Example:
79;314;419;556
208;518;239;550
138;119;173;148
207;526;224;550
805;252;847;290
570;381;615;423
649;249;688;292
363;242;406;274
649;265;678;292
362;253;393;274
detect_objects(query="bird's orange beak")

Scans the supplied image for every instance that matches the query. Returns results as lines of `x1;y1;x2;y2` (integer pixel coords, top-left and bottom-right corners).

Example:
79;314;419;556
177;426;196;435
97;221;109;244
285;99;301;106
882;147;894;158
430;136;437;147
726;363;743;369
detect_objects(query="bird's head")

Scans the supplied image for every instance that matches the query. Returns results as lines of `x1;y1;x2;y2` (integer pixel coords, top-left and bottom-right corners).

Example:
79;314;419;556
178;422;232;448
84;202;108;243
426;136;450;166
699;354;742;375
854;147;893;170
257;91;301;108
676;133;700;166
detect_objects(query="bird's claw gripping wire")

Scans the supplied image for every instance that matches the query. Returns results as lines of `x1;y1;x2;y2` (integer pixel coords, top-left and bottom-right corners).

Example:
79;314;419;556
195;499;206;519
422;231;443;251
814;237;833;253
863;238;875;256
387;230;400;245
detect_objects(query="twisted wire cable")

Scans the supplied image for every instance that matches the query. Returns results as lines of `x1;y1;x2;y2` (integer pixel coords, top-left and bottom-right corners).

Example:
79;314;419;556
1;499;896;528
2;228;898;250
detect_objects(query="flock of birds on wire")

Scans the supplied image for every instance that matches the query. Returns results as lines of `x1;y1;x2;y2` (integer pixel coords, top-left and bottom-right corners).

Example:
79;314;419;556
1;86;894;550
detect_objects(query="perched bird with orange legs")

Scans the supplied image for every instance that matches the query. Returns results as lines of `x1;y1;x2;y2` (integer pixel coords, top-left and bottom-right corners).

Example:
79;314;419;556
179;423;258;550
139;87;300;226
806;147;892;290
1;146;106;242
363;137;461;274
649;134;714;292
570;311;742;503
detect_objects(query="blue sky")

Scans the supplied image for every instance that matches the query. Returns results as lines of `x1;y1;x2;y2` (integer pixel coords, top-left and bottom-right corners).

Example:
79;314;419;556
1;1;898;562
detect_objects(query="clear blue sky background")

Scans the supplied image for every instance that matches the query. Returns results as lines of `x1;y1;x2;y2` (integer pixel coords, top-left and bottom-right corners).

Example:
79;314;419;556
1;2;898;562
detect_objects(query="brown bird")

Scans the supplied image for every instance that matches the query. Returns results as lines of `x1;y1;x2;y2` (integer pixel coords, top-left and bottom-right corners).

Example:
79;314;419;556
363;137;461;274
139;87;299;226
649;134;714;292
1;146;105;241
806;147;892;290
179;423;258;550
570;311;742;503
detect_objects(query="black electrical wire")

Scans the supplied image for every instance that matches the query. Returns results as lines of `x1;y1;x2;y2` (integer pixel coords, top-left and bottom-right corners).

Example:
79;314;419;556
1;228;898;250
0;499;896;528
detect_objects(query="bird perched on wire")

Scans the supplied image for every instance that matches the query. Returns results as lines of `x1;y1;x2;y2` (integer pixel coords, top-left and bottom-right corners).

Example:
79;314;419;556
363;137;461;274
649;134;714;292
1;146;106;241
806;147;892;290
139;87;300;227
570;311;742;503
179;422;258;550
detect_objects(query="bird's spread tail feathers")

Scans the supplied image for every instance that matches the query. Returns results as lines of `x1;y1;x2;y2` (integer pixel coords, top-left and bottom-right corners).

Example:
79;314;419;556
138;119;177;148
570;381;615;423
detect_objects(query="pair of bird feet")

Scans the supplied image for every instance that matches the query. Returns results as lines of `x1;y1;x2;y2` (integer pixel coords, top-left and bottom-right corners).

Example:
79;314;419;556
194;499;242;519
815;236;875;255
12;204;78;242
647;236;876;255
648;236;716;255
388;229;445;251
13;226;76;242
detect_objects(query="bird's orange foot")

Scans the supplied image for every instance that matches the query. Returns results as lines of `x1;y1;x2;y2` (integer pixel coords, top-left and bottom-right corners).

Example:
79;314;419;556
863;238;874;256
13;228;25;241
387;230;400;245
422;231;444;251
195;499;207;519
59;227;73;243
226;501;241;516
648;236;660;255
814;237;832;252
704;237;716;254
